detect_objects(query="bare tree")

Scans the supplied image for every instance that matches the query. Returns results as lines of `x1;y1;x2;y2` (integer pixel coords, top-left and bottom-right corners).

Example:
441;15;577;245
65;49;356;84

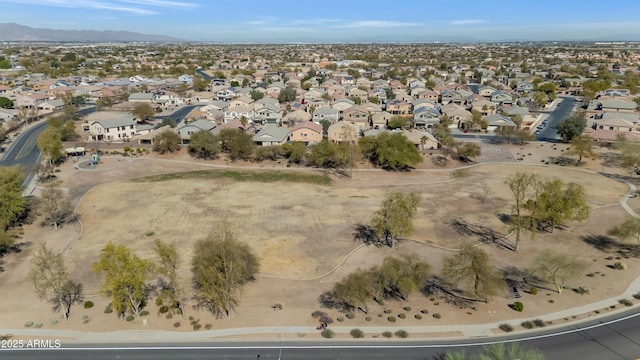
530;249;587;293
38;186;74;229
31;245;83;320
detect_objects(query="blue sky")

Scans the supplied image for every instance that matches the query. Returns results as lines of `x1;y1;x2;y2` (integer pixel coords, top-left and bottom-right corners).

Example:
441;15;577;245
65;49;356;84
1;0;640;42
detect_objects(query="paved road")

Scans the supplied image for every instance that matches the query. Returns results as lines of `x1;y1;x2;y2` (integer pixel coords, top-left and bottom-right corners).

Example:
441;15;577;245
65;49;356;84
0;106;96;187
535;96;577;142
154;105;201;125
4;310;640;360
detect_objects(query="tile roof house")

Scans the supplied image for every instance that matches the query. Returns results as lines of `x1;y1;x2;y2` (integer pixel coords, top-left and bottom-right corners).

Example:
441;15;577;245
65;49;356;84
176;119;217;144
288;121;323;145
252;124;290;146
86;112;137;142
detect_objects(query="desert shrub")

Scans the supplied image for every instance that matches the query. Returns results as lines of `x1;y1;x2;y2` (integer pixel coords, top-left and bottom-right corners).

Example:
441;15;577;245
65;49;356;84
350;329;364;338
337;316;344;322
403;306;412;311
155;298;163;306
321;329;335;338
512;302;524;312
311;310;334;324
24;322;33;327
84;301;94;309
82;315;89;320
529;287;538;295
136;148;143;154
35;323;43;328
50;320;58;325
433;301;440;305
126;315;135;322
398;313;406;319
415;314;423;320
205;324;212;330
382;331;393;338
124;146;131;152
499;323;513;332
395;330;408;338
193;323;202;331
159;306;169;314
171;301;180;309
104;306;113;314
173;322;181;328
346;312;355;319
365;316;371;322
533;319;546;327
420;309;429;314
634;292;640;300
619;299;633;307
576;286;590;295
140;311;149;316
374;298;385;306
188;316;194;321
432;313;441;319
383;309;392;314
586;273;595;277
166;313;173;319
521;321;534;329
613;262;627;270
388;316;396;323
548;299;555;304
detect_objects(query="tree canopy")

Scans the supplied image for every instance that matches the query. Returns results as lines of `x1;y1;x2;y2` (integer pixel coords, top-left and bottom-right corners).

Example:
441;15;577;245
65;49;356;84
565;135;598;165
0;96;13;108
218;128;255;161
359;132;422;170
93;243;155;318
370;192;420;247
557;111;587;142
441;244;501;302
530;249;587;293
188;130;220;160
152;131;181;154
131;102;155;122
192;224;259;318
36;126;64;164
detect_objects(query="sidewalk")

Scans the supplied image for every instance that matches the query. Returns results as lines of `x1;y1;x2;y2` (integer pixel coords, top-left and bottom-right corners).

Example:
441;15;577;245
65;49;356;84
2;275;640;343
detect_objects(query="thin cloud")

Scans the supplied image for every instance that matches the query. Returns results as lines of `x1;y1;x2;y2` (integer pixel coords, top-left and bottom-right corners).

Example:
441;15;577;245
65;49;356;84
450;19;486;25
334;21;422;29
120;0;198;9
0;0;196;14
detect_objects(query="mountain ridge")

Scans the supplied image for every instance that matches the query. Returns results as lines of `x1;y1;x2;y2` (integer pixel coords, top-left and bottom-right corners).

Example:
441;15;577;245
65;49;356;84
0;23;183;42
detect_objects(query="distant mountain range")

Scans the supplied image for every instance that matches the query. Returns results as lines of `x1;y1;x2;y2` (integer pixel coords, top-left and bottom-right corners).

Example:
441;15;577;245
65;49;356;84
0;23;183;42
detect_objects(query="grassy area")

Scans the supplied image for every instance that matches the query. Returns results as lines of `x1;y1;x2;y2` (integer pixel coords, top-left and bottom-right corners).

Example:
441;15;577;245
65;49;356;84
130;169;332;185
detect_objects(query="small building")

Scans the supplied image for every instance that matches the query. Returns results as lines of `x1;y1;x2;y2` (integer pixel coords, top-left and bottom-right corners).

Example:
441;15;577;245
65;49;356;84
86;112;137;142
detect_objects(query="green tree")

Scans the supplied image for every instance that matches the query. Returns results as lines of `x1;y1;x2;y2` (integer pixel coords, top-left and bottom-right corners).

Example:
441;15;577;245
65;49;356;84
608;217;640;243
565;135;598;165
0;96;13;108
31;245;83;320
192;75;208;92
188;130;220;160
154;239;186;319
374;255;431;301
532;91;549;107
456;142;481;162
131;102;155;122
36;126;63;165
445;342;544;360
93;243;155;318
282;142;307;164
152;131;181;154
505;172;540;251
308;140;351;170
331;269;375;313
155;117;176;129
319;119;331;135
192;224;259;318
360;132;422;171
370;192;420;247
441;244;501;302
0;59;11;69
432;116;456;164
556;111;587;142
0;166;27;229
278;86;297;103
525;179;590;233
467;110;488;131
387;116;407;130
218;128;255;161
249;89;264;101
531;249;586;293
61;120;79;141
614;135;640;174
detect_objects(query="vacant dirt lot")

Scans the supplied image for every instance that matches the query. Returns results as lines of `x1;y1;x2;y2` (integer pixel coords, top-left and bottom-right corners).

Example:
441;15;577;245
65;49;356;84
2;143;639;338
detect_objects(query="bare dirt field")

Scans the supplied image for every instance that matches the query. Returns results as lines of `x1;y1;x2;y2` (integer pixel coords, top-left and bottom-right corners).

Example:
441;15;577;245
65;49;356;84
2;141;640;339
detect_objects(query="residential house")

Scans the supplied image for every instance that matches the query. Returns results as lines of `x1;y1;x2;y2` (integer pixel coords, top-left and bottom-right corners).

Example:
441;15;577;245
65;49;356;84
16;93;49;108
176;119;217;144
38;99;65;112
501;106;535;129
230;95;255;109
178;74;193;85
484;113;517;133
441;103;472;128
372;111;393;129
600;99;637;113
312;106;340;124
327;121;360;143
288;121;323;146
413;107;441;129
252;124;290;146
401;130;439;151
216;87;238;101
348;88;368;103
490;90;514;106
282;109;311;125
224;105;254;123
328;84;346;99
592;117;635;132
516;82;534;93
386;100;411;115
87;112;137;142
360;102;383;114
478;86;498;98
471;97;497;116
128;92;154;102
254;104;282;125
355;77;371;89
332;98;356;113
342;106;370;131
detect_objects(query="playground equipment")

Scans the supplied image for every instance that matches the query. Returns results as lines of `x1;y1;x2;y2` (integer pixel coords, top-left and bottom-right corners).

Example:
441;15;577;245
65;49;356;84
88;151;101;167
